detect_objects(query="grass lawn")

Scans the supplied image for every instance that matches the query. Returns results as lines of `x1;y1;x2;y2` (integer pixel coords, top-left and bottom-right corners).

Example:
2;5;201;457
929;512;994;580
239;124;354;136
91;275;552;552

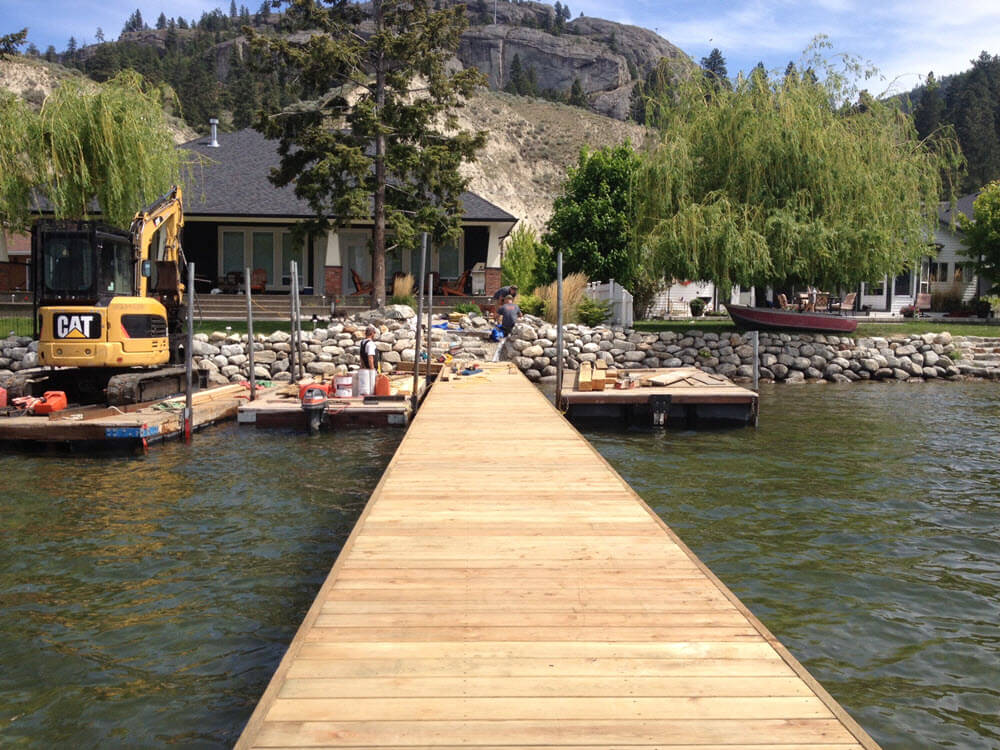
633;317;1000;338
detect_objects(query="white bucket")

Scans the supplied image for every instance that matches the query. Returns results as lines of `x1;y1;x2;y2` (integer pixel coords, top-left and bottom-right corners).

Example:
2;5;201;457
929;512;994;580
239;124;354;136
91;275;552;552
334;375;353;398
357;369;375;396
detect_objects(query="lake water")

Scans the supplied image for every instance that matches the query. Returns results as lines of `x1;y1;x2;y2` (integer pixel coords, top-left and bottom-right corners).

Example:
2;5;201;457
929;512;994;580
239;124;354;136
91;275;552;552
1;383;998;748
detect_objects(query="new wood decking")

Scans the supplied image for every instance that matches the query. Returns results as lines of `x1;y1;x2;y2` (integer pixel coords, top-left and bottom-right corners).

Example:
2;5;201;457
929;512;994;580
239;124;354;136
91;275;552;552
235;363;879;749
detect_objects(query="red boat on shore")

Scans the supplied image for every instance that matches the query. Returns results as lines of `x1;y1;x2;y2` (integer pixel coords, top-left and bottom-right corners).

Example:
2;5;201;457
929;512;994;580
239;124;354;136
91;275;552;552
724;303;858;333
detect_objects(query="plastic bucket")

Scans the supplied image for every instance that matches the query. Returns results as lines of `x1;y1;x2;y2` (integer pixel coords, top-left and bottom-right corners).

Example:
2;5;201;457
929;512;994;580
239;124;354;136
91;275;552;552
357;369;375;396
0;386;6;409
334;375;353;398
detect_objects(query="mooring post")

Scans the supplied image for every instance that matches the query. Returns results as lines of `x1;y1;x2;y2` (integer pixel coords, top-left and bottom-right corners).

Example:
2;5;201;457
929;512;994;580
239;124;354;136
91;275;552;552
752;329;760;391
291;261;302;381
412;233;427;412
426;271;434;388
288;266;297;383
245;266;256;401
556;251;564;409
184;262;195;442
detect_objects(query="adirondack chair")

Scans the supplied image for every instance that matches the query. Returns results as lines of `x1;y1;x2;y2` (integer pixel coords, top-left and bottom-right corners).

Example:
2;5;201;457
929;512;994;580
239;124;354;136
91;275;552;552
351;268;374;295
250;268;267;293
439;268;471;296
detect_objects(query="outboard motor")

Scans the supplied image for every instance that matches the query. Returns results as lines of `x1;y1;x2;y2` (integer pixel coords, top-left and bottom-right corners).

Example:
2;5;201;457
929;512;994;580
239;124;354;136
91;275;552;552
300;384;329;435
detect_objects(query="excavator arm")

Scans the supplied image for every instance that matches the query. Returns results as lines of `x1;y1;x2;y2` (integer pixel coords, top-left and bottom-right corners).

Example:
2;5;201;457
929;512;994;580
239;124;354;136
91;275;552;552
131;185;185;310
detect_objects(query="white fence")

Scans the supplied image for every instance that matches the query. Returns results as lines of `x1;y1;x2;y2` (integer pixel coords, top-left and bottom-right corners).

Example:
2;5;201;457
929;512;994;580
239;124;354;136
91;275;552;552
586;279;634;328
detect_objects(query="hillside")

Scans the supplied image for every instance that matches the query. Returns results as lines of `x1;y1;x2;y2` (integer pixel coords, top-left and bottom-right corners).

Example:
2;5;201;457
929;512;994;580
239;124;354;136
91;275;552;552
456;90;648;229
0;57;198;144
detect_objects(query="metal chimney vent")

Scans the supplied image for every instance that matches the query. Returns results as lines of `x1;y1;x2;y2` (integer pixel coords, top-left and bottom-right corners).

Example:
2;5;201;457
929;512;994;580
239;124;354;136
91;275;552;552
209;118;219;148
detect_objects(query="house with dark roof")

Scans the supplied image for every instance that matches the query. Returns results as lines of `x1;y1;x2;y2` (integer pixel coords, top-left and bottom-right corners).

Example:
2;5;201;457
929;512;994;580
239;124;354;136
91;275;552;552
931;192;989;302
179;128;516;298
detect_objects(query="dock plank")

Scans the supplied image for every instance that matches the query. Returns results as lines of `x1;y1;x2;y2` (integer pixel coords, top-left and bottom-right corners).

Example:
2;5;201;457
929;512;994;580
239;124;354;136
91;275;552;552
235;364;879;749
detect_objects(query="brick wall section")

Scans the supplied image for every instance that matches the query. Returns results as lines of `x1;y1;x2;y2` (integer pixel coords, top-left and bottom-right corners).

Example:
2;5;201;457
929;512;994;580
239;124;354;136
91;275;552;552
485;267;502;297
324;266;343;297
0;262;29;292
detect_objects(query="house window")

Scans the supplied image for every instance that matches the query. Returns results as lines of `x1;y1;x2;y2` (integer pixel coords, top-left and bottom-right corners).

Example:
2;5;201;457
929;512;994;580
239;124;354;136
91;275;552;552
281;233;303;287
252;232;275;287
893;269;911;296
438;241;460;278
387;247;404;280
954;264;964;283
930;262;948;283
222;231;244;275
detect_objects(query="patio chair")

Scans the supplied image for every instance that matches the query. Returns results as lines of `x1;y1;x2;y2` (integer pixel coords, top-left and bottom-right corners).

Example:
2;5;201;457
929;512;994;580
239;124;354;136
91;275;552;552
439;268;471;296
829;291;856;315
250;268;267;293
351;269;374;295
777;293;796;310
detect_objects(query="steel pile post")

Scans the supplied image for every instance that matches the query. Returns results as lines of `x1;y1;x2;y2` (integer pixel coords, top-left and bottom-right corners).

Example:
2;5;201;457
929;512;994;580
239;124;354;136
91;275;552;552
245;267;256;401
291;261;302;380
752;330;760;391
556;251;564;409
412;233;427;412
184;262;194;442
288;266;296;382
426;271;434;388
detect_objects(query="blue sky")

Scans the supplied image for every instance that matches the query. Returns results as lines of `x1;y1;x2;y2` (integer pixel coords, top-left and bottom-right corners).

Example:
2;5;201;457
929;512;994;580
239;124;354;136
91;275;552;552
5;0;999;93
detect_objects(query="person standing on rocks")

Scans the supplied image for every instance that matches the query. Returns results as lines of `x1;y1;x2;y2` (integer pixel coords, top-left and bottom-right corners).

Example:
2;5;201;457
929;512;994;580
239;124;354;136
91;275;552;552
492;295;523;362
359;325;380;395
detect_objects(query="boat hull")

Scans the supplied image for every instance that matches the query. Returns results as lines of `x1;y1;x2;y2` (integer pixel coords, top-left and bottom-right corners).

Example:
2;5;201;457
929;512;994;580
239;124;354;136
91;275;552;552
724;304;858;333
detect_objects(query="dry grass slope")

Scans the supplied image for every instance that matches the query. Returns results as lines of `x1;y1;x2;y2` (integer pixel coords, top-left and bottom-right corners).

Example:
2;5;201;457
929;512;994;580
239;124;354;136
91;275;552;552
457;89;649;231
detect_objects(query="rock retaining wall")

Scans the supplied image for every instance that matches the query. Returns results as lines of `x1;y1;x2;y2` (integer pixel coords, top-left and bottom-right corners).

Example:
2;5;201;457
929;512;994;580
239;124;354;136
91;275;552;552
3;307;1000;386
502;317;1000;384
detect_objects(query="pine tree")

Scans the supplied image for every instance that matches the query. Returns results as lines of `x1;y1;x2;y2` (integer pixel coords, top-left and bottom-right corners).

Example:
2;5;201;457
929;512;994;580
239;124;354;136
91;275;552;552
44;45;56;62
568;78;587;107
249;0;487;307
0;28;28;57
95;27;105;43
505;53;523;94
230;0;238;18
913;71;944;141
26;42;39;57
123;9;144;33
65;36;77;57
258;1;270;20
156;13;167;30
177;17;188;29
700;48;730;91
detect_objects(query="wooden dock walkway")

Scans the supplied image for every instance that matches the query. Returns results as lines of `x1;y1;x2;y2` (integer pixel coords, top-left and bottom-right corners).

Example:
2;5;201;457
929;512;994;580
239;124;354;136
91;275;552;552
235;363;878;749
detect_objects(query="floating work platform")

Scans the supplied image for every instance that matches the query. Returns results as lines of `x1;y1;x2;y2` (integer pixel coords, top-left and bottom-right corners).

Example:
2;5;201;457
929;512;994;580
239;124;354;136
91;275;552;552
235;363;877;749
237;374;429;430
0;383;247;451
561;366;759;426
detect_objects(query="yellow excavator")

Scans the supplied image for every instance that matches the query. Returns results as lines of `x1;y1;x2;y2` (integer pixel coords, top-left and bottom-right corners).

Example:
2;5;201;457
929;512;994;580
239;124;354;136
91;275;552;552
9;186;196;404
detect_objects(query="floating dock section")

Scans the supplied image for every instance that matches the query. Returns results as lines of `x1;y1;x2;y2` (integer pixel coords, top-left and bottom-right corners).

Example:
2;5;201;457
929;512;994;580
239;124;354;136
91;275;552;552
237;374;429;430
561;366;759;426
235;363;877;749
0;383;247;450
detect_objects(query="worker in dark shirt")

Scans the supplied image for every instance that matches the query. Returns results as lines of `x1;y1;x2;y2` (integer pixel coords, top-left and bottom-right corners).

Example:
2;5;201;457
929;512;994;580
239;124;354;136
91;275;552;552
491;284;518;303
496;294;522;336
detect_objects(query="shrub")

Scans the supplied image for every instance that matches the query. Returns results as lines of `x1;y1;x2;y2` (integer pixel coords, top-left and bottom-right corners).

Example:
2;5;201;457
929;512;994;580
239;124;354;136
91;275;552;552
453;302;481;315
689;297;706;316
389;294;416;308
576;296;610;326
519;293;545;316
533;272;588;323
392;273;414;298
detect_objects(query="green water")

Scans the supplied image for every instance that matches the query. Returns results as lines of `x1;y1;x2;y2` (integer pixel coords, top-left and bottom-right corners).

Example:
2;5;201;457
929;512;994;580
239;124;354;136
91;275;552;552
582;382;1000;750
1;384;999;748
0;426;401;748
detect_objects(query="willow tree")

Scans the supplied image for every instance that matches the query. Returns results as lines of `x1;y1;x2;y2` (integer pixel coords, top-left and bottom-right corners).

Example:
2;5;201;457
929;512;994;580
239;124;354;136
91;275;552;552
249;0;486;307
0;70;182;259
633;61;963;294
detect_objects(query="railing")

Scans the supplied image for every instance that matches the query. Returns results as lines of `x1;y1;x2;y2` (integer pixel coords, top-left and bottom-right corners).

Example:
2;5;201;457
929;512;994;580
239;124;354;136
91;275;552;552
585;279;634;327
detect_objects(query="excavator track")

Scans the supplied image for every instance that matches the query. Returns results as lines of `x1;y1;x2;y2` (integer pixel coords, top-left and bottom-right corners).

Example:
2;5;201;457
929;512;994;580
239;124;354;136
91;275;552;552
1;366;199;406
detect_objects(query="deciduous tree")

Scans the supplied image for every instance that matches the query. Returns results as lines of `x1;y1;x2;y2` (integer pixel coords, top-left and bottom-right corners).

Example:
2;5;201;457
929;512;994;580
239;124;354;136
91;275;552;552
633;63;962;295
959;180;1000;293
249;0;486;307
